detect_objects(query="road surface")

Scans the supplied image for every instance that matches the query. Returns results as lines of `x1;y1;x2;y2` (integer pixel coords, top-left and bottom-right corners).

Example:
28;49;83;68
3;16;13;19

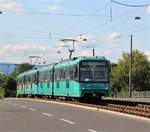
0;98;150;132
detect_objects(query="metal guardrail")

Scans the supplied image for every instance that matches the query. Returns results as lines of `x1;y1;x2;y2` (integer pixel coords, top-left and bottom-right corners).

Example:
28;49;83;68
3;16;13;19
132;91;150;98
114;91;150;98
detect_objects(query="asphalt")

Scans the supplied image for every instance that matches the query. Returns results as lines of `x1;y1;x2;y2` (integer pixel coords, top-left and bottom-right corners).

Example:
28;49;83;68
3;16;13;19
0;98;150;132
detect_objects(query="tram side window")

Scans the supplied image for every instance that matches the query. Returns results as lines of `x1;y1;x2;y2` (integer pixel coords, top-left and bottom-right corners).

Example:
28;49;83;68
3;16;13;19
27;76;29;83
54;69;60;81
25;75;29;84
48;71;50;81
25;76;27;84
34;73;38;83
65;67;70;80
31;75;33;82
41;72;47;82
44;72;47;81
43;72;47;82
47;72;49;81
39;72;43;82
20;78;22;85
31;74;35;83
23;76;26;84
49;71;52;81
60;69;62;80
54;70;57;81
25;76;28;83
43;72;48;82
20;78;22;84
57;70;60;81
70;65;78;81
42;72;45;81
60;68;66;80
33;74;36;82
28;76;30;83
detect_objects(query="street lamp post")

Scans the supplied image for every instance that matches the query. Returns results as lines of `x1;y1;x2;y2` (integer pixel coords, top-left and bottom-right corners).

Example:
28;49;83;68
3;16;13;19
128;16;141;97
129;35;133;97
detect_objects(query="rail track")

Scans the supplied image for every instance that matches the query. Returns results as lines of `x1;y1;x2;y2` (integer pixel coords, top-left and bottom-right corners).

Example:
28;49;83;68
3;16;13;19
40;98;150;118
95;101;150;118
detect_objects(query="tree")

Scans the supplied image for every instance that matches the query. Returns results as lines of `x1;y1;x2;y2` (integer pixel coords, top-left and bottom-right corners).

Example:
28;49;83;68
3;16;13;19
11;63;33;77
5;63;33;97
4;77;17;97
0;73;8;98
110;50;150;96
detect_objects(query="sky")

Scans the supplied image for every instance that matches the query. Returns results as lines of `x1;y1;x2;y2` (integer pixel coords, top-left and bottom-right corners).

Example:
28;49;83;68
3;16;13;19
0;0;150;64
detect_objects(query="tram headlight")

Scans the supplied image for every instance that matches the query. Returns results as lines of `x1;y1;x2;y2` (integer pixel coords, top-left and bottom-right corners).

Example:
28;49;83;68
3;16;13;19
82;87;85;90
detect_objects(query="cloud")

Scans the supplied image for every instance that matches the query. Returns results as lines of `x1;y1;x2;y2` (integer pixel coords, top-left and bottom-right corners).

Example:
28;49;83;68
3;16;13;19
104;50;112;56
76;35;96;45
0;0;25;12
54;0;63;2
48;4;59;12
144;51;150;58
106;32;122;44
75;49;92;57
147;6;150;14
0;44;55;56
0;44;60;63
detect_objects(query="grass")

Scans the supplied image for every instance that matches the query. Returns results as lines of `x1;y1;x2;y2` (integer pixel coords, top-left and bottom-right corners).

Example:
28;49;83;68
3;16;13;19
0;88;4;99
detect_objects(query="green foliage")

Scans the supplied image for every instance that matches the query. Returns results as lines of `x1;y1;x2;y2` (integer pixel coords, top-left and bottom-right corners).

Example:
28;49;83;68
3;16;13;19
0;73;8;98
0;74;7;98
0;73;8;88
11;63;33;78
0;88;4;98
111;50;150;96
2;63;32;97
4;77;17;97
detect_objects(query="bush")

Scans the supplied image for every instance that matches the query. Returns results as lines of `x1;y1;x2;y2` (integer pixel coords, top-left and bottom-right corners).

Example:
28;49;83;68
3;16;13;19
0;87;4;98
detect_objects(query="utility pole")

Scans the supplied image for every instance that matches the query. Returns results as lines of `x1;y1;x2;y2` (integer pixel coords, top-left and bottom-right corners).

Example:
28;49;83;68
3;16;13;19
129;35;133;97
92;49;95;57
110;0;112;21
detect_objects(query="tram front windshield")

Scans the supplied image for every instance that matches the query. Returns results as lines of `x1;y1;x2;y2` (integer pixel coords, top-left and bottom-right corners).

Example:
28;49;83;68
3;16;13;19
80;61;109;82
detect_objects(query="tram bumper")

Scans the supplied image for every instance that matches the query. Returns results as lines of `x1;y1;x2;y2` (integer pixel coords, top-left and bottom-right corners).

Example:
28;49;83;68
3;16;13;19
80;83;109;97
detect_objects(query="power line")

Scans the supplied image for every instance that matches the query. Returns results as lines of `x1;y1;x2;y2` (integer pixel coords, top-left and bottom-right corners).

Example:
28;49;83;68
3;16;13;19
63;1;148;37
111;0;150;7
48;3;109;36
127;24;150;35
1;4;109;40
2;10;109;17
83;7;142;35
2;35;61;40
